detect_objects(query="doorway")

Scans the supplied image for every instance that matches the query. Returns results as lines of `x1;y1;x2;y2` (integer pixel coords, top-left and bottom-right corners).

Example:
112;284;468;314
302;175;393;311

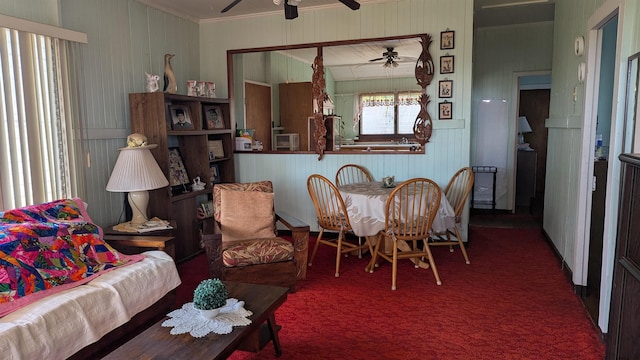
581;13;618;325
516;87;550;218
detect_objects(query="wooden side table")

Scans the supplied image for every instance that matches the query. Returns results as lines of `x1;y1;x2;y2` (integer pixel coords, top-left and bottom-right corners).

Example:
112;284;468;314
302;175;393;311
103;225;176;260
103;234;175;260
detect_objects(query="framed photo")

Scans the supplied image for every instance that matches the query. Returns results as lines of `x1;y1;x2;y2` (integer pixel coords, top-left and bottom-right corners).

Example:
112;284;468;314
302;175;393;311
439;101;453;120
440;30;455;50
440;55;454;74
439;80;453;98
209;163;221;185
169;105;194;130
168;147;190;192
208;140;225;160
203;105;224;129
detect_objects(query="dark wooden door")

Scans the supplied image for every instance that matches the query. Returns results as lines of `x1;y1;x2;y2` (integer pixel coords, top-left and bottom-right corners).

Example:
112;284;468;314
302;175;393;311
245;82;272;151
607;154;640;359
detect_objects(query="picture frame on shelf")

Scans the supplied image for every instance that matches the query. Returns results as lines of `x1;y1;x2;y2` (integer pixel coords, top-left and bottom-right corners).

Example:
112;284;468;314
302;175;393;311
200;200;214;218
209;163;221;185
203;105;224;129
169;104;194;130
168;147;190;192
208;140;225;160
440;30;455;50
440;55;454;74
438;79;453;98
439;101;453;120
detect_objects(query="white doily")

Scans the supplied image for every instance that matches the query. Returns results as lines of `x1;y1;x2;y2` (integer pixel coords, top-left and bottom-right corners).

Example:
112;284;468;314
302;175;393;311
162;298;253;338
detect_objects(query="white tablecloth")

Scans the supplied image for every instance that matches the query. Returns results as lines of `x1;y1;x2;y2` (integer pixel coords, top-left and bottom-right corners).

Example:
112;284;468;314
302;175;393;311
338;182;456;238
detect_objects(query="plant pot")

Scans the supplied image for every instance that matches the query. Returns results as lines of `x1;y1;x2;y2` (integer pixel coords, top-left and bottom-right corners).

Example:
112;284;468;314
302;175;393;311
199;308;220;319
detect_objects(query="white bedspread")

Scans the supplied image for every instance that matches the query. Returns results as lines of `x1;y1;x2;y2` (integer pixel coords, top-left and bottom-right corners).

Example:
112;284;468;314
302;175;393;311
0;251;181;360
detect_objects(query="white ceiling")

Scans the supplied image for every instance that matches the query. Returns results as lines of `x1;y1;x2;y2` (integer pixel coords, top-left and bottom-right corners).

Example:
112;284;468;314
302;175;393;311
138;0;555;25
137;0;555;81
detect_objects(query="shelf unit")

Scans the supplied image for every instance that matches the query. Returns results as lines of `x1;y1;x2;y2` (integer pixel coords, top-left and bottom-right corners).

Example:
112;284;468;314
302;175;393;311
129;92;234;262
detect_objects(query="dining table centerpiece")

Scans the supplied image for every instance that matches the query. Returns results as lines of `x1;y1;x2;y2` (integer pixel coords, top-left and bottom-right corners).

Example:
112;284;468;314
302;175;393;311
193;278;229;319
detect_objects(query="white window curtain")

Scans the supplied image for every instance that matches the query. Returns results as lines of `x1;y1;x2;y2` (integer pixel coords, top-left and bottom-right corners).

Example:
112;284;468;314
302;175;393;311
0;26;86;210
359;92;421;135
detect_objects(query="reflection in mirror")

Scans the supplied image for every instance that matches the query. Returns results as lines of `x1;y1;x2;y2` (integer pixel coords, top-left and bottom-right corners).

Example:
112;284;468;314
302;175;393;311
624;52;640;153
228;34;431;155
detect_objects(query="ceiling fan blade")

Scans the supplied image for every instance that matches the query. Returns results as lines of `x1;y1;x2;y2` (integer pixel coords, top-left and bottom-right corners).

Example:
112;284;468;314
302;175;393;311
284;1;299;19
338;0;360;10
369;57;384;62
221;0;242;13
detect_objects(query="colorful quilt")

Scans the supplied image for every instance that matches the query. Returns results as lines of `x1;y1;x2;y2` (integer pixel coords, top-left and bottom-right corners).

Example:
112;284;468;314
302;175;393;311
0;198;142;316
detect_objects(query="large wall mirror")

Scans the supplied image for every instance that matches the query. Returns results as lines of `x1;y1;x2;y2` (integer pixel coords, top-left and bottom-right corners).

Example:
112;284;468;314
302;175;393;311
227;33;434;158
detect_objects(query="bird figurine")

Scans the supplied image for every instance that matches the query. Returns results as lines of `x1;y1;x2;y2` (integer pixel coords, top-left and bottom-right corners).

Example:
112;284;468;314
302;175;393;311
163;53;177;94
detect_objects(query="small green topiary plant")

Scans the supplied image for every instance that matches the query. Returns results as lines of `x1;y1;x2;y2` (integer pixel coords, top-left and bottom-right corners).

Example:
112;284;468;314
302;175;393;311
193;278;229;310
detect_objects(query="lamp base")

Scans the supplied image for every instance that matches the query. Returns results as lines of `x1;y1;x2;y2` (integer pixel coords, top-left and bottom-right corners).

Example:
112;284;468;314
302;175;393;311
128;190;149;226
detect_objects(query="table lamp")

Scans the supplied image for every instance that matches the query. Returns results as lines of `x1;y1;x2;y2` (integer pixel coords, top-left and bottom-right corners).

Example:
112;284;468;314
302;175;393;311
106;134;169;228
517;116;533;144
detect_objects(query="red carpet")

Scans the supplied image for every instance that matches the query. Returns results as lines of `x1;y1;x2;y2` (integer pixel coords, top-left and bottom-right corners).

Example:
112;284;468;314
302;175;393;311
175;227;605;359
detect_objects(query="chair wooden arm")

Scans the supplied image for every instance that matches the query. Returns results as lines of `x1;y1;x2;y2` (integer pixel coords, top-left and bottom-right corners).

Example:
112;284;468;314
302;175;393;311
202;233;224;280
276;211;310;281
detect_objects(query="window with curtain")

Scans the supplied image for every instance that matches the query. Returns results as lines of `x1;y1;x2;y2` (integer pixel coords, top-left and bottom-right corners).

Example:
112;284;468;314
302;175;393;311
0;25;85;211
358;91;421;137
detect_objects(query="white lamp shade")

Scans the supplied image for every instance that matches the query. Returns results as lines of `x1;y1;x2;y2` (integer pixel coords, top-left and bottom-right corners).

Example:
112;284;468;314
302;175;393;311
106;145;169;192
518;116;533;134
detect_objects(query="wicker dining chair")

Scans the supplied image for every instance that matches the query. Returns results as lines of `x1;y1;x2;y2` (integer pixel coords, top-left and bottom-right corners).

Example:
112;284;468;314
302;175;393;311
430;167;473;264
369;178;443;290
335;164;374;186
307;174;374;277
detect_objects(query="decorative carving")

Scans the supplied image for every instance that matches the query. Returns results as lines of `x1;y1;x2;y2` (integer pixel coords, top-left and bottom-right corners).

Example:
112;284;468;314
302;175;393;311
414;34;434;146
413;93;433;145
312;51;327;160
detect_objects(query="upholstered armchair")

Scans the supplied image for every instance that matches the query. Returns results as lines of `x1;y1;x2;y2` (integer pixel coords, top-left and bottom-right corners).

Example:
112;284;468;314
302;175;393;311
202;181;309;292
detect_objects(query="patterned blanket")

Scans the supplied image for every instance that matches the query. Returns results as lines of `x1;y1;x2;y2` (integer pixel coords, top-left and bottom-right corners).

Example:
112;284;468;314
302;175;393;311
0;199;142;316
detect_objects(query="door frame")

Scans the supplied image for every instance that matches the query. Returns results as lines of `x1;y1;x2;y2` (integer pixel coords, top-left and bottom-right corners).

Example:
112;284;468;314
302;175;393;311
574;0;624;332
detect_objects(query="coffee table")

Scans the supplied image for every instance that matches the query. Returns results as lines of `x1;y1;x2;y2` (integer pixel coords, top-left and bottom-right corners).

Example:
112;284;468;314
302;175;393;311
103;282;288;359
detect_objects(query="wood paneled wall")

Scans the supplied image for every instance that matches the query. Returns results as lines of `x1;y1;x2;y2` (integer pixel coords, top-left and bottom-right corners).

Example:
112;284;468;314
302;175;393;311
58;0;200;226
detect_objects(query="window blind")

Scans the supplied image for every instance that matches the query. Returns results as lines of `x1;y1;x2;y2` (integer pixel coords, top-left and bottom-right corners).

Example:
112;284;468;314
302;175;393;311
0;26;85;210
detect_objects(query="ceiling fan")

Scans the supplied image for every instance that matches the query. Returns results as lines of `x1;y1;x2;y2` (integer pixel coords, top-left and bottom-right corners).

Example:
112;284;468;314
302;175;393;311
369;47;401;68
221;0;361;20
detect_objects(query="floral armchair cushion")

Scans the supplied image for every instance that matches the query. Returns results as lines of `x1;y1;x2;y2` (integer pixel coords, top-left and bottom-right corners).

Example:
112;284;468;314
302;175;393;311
222;237;294;267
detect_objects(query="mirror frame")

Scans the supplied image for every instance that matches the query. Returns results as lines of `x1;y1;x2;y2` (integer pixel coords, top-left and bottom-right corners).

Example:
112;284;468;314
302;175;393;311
226;33;434;160
623;51;640;153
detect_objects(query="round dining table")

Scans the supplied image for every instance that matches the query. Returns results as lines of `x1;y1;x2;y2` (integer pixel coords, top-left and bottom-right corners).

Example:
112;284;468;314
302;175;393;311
338;181;456;271
338;181;456;238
